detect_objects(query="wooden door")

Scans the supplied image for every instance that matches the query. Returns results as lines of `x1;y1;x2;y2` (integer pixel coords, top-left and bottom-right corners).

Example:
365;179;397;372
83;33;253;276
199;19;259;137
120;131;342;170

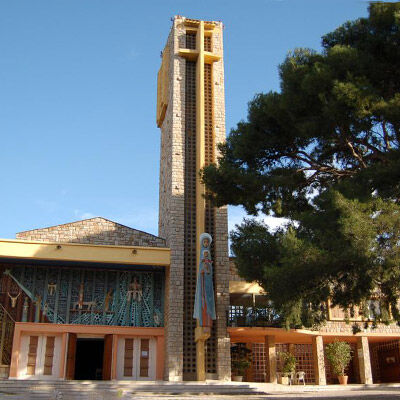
102;334;113;380
138;339;150;379
65;333;77;380
116;337;156;380
136;338;156;380
379;348;400;382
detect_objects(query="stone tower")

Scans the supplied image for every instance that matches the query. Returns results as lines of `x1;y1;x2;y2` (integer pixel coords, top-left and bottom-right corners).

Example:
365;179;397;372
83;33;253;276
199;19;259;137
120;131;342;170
157;16;230;381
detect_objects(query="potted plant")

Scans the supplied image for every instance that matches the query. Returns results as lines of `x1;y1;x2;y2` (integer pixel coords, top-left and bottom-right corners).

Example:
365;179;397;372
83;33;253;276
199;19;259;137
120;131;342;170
278;352;296;384
232;359;251;382
325;340;353;385
231;344;252;382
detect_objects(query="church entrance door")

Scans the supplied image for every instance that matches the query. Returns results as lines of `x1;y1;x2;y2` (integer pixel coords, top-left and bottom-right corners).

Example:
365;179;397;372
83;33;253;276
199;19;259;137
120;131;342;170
17;334;62;379
74;338;105;380
116;337;156;380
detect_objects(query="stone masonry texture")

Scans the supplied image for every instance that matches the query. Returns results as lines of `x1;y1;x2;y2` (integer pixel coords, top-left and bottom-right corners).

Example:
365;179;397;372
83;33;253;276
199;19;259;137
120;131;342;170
16;217;166;248
158;18;185;381
158;16;230;380
229;257;245;282
212;21;231;381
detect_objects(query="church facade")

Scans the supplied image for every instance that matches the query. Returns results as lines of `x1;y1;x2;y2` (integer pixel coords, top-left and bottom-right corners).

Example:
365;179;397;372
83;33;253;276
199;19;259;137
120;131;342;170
0;218;169;380
0;16;400;384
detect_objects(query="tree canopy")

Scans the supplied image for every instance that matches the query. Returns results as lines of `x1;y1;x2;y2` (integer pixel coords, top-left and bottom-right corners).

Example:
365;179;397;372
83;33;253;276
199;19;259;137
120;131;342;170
202;3;400;329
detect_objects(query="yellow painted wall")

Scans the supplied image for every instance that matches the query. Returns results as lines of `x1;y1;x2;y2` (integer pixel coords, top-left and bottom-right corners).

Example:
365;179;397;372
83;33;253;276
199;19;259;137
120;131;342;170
0;239;170;266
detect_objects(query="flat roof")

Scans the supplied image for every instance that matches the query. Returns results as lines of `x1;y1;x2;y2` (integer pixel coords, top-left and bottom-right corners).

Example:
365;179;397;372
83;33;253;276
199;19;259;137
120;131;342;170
228;327;400;343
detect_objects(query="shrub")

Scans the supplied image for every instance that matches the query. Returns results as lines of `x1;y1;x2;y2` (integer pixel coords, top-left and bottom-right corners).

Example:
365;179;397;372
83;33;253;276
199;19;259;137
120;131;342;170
279;351;296;376
232;359;251;376
231;344;252;376
325;341;353;376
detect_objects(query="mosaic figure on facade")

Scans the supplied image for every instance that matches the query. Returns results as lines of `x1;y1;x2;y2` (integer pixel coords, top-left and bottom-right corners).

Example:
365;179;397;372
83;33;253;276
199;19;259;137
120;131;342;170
47;282;57;296
104;289;113;312
22;297;29;322
153;311;161;327
7;292;20;308
193;233;216;327
75;283;85;310
34;296;41;322
127;277;142;302
3;266;164;327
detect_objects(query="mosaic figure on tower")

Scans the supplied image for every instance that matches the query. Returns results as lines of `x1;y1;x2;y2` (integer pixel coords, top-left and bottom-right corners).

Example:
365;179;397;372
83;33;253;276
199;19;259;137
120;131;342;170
193;233;216;328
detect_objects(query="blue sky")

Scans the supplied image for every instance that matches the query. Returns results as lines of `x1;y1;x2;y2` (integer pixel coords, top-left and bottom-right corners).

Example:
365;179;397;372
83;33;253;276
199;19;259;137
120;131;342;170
0;0;375;239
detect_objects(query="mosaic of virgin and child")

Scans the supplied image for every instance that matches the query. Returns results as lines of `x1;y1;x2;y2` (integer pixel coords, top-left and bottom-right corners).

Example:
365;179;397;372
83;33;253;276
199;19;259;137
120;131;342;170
193;233;216;327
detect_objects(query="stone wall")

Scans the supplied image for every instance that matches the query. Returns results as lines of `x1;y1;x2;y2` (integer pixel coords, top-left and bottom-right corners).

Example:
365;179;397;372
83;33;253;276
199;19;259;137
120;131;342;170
229;257;245;282
17;217;166;248
212;22;231;380
321;320;400;335
157;16;230;380
158;18;185;381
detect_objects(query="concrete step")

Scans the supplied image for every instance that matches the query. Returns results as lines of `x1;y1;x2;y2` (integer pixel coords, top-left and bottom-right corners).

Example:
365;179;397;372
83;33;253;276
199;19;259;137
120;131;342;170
0;380;268;397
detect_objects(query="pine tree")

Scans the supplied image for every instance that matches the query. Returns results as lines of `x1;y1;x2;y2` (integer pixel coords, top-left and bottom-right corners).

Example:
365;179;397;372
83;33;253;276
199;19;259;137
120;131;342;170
203;3;400;328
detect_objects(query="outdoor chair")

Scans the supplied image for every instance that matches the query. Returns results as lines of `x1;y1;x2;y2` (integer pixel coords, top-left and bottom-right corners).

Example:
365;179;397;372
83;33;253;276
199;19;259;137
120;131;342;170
295;371;306;385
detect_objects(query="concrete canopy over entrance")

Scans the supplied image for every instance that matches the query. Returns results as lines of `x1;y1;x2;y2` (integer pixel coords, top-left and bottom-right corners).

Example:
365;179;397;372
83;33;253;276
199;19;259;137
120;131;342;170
0;238;170;267
229;327;400;385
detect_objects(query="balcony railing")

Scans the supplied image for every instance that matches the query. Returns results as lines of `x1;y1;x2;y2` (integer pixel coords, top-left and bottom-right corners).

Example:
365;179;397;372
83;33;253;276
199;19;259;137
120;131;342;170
228;306;282;328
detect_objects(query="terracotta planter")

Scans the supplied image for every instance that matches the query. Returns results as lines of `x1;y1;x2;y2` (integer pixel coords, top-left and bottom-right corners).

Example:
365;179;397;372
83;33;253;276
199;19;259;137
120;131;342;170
338;375;348;385
232;375;243;382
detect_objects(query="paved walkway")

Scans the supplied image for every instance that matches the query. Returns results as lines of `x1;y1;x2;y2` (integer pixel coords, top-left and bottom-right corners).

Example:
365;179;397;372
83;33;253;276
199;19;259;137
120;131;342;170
1;382;400;400
2;390;400;400
64;389;400;400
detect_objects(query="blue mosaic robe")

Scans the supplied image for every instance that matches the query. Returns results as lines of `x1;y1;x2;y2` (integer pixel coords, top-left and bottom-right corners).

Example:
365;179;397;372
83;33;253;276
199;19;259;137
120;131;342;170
193;233;216;326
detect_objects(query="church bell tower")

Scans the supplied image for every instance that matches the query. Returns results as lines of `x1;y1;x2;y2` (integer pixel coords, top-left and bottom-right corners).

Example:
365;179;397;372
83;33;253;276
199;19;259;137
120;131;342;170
157;16;230;381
